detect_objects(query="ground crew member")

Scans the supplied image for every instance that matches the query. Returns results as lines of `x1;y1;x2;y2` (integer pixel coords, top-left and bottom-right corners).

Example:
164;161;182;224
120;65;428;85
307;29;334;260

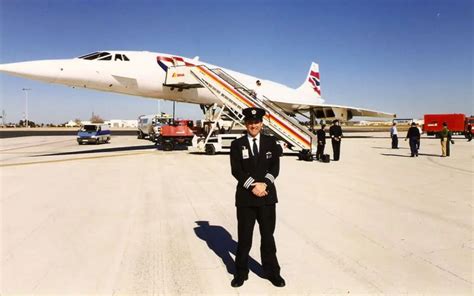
329;119;343;161
446;129;454;156
416;123;423;150
316;121;326;160
405;122;420;157
439;122;449;157
466;123;472;142
229;107;285;288
390;122;398;149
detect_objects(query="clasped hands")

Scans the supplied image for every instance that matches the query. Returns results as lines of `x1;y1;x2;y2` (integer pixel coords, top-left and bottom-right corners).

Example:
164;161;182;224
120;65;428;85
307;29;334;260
251;182;268;197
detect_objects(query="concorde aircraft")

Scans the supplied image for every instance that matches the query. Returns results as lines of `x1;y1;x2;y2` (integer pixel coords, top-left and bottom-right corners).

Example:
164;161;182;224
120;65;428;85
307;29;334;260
0;50;395;122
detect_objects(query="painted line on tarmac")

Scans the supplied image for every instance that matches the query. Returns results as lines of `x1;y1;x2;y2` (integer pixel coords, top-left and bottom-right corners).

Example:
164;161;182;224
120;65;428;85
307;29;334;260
0;151;155;168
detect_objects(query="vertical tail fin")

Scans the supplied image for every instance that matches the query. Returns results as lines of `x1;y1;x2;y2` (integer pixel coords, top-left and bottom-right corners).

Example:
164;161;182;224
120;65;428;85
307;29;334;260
296;62;321;99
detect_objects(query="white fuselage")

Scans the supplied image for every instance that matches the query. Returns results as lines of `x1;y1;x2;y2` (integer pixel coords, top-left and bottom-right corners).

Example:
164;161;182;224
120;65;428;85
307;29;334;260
0;50;395;120
0;51;323;108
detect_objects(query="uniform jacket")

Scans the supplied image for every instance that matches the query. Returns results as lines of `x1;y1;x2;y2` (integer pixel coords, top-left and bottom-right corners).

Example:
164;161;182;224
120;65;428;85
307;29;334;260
329;125;343;140
406;126;421;139
439;127;449;140
230;133;280;207
316;129;326;144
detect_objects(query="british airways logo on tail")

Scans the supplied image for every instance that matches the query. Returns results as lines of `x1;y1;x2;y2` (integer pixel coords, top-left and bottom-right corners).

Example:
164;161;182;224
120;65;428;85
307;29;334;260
157;55;195;72
308;70;321;95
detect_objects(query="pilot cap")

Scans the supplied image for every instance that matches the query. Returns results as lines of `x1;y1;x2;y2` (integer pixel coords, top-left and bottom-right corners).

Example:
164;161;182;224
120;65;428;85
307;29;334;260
243;107;265;122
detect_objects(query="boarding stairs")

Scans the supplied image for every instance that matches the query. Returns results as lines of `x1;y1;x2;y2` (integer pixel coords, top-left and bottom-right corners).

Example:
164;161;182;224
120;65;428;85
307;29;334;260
164;65;317;154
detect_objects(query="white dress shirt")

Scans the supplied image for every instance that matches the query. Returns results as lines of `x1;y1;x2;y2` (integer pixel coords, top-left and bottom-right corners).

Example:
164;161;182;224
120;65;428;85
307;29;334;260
247;133;261;156
391;126;398;136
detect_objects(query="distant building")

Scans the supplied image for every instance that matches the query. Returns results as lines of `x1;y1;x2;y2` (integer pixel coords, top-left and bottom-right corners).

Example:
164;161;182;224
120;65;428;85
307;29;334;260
105;119;138;128
67;119;138;128
352;120;392;126
65;120;80;127
393;118;416;125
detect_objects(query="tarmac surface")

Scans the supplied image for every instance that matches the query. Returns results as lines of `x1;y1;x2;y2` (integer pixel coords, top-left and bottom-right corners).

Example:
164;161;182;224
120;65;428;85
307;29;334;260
0;126;408;138
1;133;472;295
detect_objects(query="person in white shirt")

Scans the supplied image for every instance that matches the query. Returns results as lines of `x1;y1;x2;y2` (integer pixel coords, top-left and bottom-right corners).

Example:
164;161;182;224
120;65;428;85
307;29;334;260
390;122;398;149
416;123;423;150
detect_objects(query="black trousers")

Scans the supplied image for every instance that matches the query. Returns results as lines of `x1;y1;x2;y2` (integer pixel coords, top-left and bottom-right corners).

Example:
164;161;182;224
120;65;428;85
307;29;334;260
316;143;325;160
332;139;341;160
409;137;418;156
235;205;280;277
391;135;398;148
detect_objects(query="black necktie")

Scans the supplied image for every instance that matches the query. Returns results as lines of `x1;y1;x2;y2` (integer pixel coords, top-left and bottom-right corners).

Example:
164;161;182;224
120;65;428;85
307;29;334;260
252;138;258;160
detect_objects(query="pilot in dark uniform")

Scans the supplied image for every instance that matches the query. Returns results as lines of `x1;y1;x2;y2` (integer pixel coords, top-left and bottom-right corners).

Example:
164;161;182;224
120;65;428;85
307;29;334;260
229;107;285;288
316;121;326;161
329;119;343;161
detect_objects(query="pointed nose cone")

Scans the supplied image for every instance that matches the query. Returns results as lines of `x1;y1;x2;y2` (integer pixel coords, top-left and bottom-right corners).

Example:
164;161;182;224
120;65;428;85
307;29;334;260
0;60;65;83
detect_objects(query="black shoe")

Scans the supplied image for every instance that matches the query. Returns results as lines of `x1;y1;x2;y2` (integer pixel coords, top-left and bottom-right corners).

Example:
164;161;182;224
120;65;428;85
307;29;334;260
231;275;248;288
268;274;286;287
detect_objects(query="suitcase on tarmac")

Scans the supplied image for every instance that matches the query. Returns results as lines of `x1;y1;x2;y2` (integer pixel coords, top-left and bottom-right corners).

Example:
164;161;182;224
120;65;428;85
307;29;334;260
322;154;330;163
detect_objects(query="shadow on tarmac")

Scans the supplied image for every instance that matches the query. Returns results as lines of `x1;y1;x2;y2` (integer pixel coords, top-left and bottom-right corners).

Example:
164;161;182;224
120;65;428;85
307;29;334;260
381;152;442;158
418;153;442;157
194;221;264;278
32;144;160;157
371;146;409;150
380;153;414;158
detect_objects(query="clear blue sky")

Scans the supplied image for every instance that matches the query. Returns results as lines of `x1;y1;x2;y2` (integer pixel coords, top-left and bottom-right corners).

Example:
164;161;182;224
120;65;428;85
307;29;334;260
0;0;472;124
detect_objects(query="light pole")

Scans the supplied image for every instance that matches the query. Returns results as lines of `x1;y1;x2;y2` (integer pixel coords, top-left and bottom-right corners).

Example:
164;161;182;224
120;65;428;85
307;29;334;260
22;88;31;127
1;110;5;127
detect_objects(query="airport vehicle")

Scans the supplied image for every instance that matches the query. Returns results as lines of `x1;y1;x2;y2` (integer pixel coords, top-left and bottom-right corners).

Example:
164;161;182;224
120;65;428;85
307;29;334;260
137;113;172;140
0;51;395;158
198;132;288;156
423;114;472;136
467;116;474;136
77;124;111;144
157;120;195;151
201;133;241;155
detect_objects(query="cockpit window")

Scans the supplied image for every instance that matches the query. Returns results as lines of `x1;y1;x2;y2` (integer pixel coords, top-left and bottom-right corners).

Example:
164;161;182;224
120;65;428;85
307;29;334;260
79;52;101;60
97;52;111;60
98;54;112;61
78;51;130;61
